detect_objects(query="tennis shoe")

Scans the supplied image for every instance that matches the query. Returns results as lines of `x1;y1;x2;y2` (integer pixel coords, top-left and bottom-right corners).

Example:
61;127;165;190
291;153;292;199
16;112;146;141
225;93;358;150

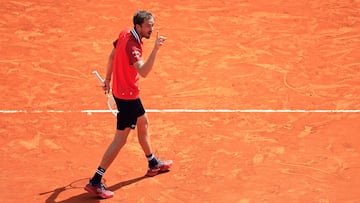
84;181;114;199
146;159;173;177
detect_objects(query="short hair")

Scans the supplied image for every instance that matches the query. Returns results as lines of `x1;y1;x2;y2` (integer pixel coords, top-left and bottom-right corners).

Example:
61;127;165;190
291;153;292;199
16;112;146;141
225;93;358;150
133;10;154;26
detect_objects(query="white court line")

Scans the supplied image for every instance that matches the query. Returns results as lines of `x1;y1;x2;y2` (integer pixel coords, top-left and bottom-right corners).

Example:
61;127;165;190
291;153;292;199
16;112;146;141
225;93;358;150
84;109;360;113
1;109;360;113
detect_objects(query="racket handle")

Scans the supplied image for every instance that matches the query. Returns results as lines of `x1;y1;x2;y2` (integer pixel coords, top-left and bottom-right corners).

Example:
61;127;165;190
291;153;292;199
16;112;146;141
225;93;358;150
92;70;105;85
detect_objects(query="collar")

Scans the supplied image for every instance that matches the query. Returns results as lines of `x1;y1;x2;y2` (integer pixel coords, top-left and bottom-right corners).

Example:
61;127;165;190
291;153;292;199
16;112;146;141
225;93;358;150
130;28;141;45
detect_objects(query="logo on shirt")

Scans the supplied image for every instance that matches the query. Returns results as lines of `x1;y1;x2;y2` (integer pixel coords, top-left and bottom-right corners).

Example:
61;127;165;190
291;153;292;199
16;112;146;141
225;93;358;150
132;49;141;60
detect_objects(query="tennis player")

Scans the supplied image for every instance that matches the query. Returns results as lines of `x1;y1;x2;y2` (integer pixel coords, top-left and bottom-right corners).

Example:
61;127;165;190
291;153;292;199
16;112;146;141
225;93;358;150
85;10;173;199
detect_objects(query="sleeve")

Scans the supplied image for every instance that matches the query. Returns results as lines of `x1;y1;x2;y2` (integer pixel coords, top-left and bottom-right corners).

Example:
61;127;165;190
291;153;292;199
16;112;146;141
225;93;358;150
126;41;142;65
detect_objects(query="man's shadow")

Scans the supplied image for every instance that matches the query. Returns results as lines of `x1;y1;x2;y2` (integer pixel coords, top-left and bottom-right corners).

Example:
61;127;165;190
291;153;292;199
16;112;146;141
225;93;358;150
41;176;148;203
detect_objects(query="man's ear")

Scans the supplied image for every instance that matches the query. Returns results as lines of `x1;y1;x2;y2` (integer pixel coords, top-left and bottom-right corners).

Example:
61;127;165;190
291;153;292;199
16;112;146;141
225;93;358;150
135;24;141;30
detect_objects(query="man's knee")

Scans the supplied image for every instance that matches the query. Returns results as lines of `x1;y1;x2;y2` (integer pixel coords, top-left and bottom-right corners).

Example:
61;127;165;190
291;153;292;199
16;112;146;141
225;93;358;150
137;115;149;128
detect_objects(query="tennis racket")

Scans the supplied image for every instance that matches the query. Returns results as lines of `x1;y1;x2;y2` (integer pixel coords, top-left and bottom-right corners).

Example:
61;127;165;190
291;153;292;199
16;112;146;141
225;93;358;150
39;178;101;195
92;70;118;117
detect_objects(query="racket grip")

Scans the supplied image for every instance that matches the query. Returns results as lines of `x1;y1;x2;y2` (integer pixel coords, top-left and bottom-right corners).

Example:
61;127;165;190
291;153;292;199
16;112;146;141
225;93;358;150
92;70;105;85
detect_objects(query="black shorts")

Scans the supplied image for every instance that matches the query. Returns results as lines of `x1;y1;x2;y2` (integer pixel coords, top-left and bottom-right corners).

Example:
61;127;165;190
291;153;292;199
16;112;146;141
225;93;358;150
113;97;145;130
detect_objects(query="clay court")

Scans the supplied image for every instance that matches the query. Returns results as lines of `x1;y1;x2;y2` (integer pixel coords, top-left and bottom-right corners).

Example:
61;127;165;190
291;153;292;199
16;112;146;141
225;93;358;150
1;0;360;202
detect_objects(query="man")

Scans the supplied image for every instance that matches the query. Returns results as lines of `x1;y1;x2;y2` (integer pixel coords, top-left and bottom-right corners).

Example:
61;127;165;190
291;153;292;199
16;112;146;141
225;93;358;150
85;10;173;199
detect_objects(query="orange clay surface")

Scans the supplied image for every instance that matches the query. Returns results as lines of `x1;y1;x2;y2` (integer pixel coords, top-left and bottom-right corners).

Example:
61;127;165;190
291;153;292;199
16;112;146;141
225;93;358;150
1;0;360;202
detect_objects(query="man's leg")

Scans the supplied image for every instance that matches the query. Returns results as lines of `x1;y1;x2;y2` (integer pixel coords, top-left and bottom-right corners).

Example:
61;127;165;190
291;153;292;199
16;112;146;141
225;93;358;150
100;128;131;169
85;128;131;198
137;114;152;155
136;114;173;176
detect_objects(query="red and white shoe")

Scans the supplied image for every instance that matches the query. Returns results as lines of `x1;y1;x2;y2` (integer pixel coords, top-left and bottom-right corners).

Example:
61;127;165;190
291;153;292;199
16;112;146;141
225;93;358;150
146;160;173;177
84;181;114;199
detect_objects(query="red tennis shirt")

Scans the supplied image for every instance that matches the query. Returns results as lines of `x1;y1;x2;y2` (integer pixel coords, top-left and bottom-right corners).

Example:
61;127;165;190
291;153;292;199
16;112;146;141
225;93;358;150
112;28;143;100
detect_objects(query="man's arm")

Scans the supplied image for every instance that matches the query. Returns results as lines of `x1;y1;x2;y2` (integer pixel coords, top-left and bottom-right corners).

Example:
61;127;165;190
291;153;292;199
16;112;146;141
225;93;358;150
134;32;166;78
103;47;116;93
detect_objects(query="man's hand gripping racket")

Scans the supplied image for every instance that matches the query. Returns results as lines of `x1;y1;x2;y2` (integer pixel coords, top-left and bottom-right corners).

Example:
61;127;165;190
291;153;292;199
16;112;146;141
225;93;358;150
92;70;117;117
